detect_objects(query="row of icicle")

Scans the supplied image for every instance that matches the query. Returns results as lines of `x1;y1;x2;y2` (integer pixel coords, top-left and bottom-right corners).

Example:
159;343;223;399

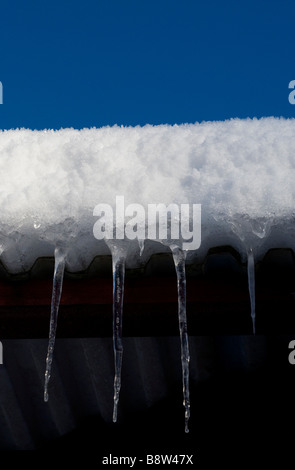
43;238;257;434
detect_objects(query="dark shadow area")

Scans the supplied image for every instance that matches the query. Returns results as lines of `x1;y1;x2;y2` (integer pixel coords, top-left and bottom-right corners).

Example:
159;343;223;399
7;335;295;467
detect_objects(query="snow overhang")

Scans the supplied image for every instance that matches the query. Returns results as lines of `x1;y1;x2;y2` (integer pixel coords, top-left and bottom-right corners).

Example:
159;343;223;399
2;117;295;433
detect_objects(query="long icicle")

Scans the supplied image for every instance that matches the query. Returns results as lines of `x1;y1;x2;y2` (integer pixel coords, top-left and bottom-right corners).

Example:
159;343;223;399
247;247;256;335
171;246;190;433
112;251;126;423
44;246;66;402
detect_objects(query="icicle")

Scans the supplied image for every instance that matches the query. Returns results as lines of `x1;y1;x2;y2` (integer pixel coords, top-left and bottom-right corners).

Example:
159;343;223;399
227;216;269;336
44;246;66;402
247;247;256;335
171;245;190;433
111;248;126;423
138;238;145;257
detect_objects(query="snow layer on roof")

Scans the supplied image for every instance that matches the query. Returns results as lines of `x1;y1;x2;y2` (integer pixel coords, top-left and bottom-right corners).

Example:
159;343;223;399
0;117;294;272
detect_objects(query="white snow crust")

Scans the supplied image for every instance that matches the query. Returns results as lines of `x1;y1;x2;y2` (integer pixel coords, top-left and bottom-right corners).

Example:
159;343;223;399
0;117;294;272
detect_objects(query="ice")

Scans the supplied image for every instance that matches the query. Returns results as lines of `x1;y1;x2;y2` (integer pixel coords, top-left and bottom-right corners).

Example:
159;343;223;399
138;238;145;257
226;215;273;334
44;246;66;402
247;248;256;334
107;243;127;423
0;118;295;431
171;245;190;433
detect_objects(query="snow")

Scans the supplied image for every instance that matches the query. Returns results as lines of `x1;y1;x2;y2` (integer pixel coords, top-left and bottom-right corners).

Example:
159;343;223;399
1;117;294;431
0;117;294;273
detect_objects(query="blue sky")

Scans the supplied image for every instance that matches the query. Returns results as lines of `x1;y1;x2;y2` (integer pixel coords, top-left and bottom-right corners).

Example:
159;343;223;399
0;0;295;129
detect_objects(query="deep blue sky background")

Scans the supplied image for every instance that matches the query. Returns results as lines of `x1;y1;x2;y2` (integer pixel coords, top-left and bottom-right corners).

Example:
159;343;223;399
0;0;295;129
